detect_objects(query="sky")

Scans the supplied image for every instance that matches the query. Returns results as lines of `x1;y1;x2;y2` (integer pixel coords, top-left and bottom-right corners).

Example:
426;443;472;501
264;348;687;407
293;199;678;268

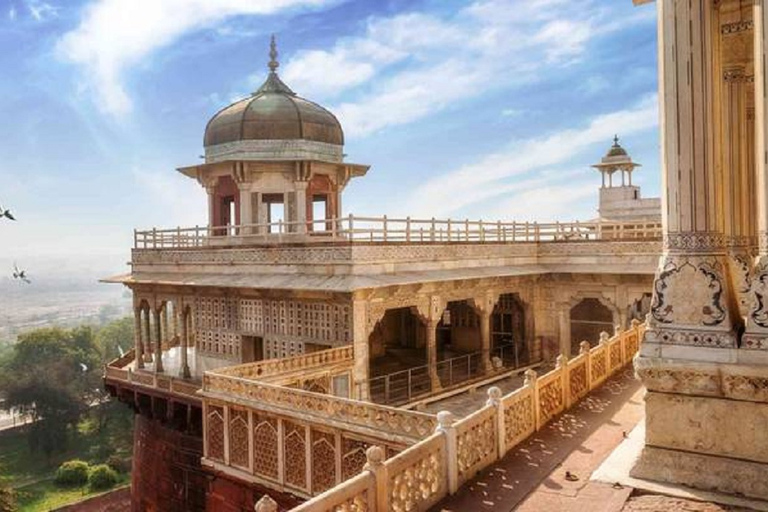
0;0;660;278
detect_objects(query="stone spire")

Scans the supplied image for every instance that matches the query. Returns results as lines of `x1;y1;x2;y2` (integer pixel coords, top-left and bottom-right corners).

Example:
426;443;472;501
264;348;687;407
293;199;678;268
268;34;279;73
254;34;295;96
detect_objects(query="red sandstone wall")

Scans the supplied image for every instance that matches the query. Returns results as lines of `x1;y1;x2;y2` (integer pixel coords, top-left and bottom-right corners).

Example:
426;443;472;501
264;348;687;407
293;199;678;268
131;414;208;512
131;413;302;512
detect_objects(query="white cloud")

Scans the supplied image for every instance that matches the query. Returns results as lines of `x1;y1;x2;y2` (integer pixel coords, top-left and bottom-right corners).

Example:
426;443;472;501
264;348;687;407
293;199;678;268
57;0;335;117
25;0;57;21
283;0;652;137
8;6;16;20
401;95;659;219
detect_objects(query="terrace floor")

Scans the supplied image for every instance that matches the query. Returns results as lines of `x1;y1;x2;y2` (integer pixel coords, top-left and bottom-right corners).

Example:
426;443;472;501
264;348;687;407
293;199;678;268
432;366;644;512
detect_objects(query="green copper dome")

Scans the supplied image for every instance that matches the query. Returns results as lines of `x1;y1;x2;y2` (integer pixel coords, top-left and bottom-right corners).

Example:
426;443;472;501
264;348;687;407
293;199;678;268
203;36;344;148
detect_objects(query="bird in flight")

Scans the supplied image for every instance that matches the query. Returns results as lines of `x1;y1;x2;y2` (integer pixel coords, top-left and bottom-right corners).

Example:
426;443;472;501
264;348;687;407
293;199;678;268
12;263;30;284
0;205;15;221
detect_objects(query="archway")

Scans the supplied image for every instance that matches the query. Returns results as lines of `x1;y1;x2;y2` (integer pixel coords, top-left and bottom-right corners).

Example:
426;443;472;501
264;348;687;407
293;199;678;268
368;307;428;404
492;293;527;365
368;307;427;377
570;297;615;354
436;300;481;356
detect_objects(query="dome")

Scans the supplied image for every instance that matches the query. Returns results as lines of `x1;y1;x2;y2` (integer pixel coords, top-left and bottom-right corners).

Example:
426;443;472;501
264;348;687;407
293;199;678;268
606;135;628;157
203;37;344;148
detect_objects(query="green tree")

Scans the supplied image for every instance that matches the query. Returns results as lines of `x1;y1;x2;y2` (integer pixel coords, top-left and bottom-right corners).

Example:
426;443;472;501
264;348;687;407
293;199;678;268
95;317;133;364
0;327;102;458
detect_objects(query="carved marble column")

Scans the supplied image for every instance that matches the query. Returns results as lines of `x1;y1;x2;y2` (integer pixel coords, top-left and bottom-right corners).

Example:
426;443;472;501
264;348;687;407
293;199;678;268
153;308;164;373
161;304;169;351
179;307;191;379
641;0;740;353
632;0;768;500
295;181;308;234
744;1;768;349
470;294;498;372
143;307;152;363
352;299;374;401
134;307;144;369
557;307;571;358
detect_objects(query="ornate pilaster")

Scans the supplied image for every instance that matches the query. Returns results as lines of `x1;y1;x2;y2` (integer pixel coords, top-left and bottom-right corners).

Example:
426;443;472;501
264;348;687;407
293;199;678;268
641;0;741;352
743;0;768;350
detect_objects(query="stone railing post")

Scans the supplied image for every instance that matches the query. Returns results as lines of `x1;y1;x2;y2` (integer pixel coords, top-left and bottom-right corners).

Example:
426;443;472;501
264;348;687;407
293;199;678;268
580;341;592;388
487;387;505;459
435;411;458;495
556;354;567;411
364;446;388;512
525;369;540;430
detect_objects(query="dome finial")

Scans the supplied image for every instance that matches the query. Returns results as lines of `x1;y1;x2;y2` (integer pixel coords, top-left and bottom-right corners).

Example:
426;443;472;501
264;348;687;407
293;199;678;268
268;34;279;73
613;134;620;146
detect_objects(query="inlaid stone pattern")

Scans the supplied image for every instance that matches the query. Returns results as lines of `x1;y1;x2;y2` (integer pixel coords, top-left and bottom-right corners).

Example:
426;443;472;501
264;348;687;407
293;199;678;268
651;257;729;328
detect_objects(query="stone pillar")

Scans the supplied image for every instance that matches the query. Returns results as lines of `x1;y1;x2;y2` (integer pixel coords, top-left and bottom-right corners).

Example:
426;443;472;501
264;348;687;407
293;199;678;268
479;309;492;371
352;299;372;401
745;1;768;349
161;304;169;351
143;307;152;363
471;294;497;372
631;0;768;500
134;307;144;369
557;306;571;359
295;181;308;234
153;308;164;373
179;309;191;379
426;319;441;391
641;0;740;352
206;186;216;230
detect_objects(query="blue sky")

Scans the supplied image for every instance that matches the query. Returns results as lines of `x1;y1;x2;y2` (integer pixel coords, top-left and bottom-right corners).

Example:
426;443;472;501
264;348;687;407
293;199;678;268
0;0;660;276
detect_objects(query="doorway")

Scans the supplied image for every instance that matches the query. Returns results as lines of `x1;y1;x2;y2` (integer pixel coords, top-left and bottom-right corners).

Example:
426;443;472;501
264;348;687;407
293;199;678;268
241;336;264;363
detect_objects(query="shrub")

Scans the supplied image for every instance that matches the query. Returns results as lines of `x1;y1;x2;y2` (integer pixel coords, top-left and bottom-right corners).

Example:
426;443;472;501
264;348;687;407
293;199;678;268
55;460;89;487
87;464;118;491
106;455;128;474
0;484;16;512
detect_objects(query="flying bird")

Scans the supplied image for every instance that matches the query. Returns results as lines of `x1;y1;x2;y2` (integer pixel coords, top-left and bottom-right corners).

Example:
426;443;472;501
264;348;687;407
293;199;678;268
117;344;125;357
79;363;89;372
12;264;30;284
0;206;15;220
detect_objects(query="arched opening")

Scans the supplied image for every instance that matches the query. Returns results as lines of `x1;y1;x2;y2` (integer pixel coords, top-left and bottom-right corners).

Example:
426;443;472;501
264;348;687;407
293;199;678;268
570;298;615;354
368;307;428;404
492;293;527;366
369;307;426;376
436;301;481;356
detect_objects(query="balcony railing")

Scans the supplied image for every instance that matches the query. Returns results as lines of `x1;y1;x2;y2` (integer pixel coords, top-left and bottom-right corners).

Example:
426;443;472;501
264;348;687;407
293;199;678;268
134;215;663;249
292;321;646;512
369;344;523;406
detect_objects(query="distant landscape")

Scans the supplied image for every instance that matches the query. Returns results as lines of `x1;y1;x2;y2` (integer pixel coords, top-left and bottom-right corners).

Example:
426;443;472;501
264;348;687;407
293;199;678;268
0;254;131;346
